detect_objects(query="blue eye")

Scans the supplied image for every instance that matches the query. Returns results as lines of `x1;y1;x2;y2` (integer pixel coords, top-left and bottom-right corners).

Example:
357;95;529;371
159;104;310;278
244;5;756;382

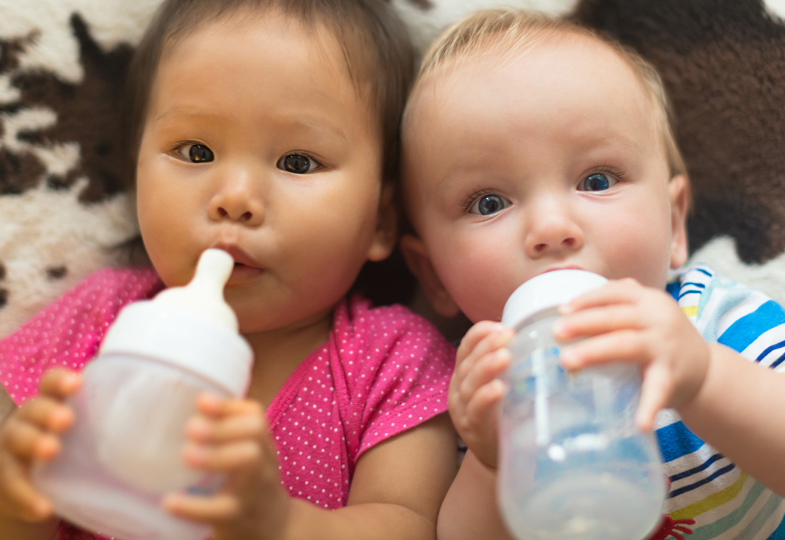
277;153;320;174
580;172;616;191
177;143;214;163
469;194;509;216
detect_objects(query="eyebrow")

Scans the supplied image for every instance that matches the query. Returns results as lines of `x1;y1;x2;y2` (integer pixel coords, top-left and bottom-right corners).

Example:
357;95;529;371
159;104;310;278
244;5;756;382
154;108;350;145
290;118;350;146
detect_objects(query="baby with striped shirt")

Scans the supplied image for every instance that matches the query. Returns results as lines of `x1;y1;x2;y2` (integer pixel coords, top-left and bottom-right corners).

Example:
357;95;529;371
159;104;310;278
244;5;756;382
399;8;785;540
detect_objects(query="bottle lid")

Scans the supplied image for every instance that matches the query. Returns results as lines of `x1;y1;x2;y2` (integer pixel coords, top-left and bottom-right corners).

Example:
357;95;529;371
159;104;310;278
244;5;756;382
100;249;253;397
501;270;608;329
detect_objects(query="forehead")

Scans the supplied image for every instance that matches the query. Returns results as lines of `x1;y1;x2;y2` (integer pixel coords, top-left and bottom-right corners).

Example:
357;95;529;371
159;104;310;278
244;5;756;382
406;36;657;163
416;35;650;132
148;11;372;120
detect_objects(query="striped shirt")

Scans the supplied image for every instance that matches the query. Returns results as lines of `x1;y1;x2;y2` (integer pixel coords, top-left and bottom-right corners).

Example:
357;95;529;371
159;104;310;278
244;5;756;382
654;264;785;540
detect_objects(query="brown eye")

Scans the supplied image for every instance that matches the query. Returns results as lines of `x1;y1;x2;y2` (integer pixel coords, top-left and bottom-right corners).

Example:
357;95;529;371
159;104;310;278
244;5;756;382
178;144;214;163
278;153;318;174
188;144;214;163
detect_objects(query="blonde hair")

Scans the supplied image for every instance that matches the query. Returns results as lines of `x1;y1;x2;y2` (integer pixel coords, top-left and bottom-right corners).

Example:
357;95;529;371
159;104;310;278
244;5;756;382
410;8;690;199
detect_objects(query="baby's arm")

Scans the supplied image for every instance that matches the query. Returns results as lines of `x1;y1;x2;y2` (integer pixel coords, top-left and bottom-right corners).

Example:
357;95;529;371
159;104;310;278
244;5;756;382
165;395;456;540
438;322;515;540
555;278;785;496
0;368;80;540
0;385;14;424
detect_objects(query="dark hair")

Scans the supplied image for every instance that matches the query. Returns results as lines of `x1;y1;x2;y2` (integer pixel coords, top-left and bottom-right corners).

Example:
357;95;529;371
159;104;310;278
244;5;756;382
125;0;416;188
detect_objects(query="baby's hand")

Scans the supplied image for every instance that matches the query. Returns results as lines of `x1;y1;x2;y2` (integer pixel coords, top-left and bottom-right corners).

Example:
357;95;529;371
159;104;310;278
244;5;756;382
449;321;513;469
164;395;290;540
0;368;79;522
554;278;710;431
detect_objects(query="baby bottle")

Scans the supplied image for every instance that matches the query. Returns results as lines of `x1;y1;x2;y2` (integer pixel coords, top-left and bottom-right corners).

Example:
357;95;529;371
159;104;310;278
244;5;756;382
497;270;666;540
34;249;253;540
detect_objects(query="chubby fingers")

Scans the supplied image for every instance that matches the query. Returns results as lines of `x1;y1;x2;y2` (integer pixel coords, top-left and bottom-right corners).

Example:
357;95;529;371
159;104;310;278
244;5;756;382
163;491;241;523
558;278;644;315
183;396;272;472
5;399;75;464
0;454;54;521
38;368;81;400
451;323;512;408
635;363;674;431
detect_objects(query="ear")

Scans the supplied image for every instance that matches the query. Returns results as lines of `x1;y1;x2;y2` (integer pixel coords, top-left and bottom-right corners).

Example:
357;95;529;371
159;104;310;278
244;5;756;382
668;174;690;269
399;234;461;318
367;183;398;262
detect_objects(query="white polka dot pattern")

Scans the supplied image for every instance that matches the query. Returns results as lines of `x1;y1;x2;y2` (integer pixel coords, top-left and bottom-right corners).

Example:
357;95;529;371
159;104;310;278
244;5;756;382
265;294;454;509
0;275;456;539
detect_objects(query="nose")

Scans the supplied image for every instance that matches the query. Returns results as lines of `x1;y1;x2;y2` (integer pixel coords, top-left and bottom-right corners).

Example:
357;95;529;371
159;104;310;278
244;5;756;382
208;174;265;226
524;201;584;259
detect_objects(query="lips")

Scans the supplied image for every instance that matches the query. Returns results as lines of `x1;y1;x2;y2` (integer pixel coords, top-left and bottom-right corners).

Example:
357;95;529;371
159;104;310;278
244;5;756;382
543;265;585;274
212;244;258;268
211;244;263;285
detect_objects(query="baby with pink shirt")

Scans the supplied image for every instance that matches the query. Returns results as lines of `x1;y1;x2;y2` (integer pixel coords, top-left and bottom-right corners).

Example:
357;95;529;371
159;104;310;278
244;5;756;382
0;1;456;540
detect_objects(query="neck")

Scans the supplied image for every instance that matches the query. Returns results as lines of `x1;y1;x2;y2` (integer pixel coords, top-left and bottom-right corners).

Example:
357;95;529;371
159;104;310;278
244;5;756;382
242;310;333;407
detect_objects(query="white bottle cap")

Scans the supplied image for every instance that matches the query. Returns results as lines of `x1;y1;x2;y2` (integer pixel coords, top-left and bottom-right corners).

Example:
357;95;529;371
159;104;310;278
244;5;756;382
100;249;253;397
501;270;608;330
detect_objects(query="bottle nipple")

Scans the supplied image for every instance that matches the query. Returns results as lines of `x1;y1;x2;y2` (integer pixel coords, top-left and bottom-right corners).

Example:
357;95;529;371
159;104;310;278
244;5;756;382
153;249;238;331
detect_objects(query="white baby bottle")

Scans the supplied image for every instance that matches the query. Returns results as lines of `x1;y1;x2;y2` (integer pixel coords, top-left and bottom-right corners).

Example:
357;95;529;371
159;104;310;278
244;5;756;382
34;249;253;540
497;270;666;540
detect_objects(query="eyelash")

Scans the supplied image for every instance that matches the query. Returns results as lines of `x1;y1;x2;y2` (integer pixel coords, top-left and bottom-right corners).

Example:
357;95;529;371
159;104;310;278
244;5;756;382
169;141;200;157
586;166;625;183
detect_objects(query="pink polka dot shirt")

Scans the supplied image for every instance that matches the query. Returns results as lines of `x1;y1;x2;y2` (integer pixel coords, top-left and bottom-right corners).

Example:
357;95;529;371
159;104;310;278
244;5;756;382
0;267;455;540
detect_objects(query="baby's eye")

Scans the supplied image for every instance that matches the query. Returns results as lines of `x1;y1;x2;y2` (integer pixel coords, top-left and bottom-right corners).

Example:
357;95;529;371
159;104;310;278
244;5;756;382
277;153;320;174
469;193;510;216
579;172;617;191
177;143;214;163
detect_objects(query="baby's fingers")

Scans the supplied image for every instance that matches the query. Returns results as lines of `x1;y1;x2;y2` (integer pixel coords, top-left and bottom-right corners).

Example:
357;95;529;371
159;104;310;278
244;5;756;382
163;491;240;523
187;412;267;445
194;394;262;420
0;454;53;521
38;368;81;400
16;397;75;435
457;321;508;359
560;278;643;314
457;346;510;399
463;380;505;427
183;440;263;473
3;417;61;462
554;304;644;342
455;324;513;382
636;364;673;432
560;330;647;371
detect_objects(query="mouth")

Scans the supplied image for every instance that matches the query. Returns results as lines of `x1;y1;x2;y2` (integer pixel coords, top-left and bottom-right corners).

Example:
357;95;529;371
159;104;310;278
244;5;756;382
543;265;585;274
211;244;263;284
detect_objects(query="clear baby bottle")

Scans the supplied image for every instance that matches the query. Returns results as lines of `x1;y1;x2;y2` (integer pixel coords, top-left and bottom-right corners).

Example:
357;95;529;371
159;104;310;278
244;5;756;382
497;270;666;540
34;249;253;540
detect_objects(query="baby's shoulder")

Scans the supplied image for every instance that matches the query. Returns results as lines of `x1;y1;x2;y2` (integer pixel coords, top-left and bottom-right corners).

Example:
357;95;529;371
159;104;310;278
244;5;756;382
340;295;453;349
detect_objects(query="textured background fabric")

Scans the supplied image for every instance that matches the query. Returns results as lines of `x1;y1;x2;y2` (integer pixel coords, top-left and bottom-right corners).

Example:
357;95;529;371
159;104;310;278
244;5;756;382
1;0;784;338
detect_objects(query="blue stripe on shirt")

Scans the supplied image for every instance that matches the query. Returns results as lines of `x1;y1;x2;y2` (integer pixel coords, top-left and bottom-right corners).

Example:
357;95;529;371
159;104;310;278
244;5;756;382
719;301;785;354
759;340;785;367
669;452;724;482
656;421;704;462
667;462;735;498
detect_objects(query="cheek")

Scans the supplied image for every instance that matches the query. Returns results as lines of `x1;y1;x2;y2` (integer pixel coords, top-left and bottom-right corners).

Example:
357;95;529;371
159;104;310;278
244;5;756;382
599;202;672;287
429;226;519;322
